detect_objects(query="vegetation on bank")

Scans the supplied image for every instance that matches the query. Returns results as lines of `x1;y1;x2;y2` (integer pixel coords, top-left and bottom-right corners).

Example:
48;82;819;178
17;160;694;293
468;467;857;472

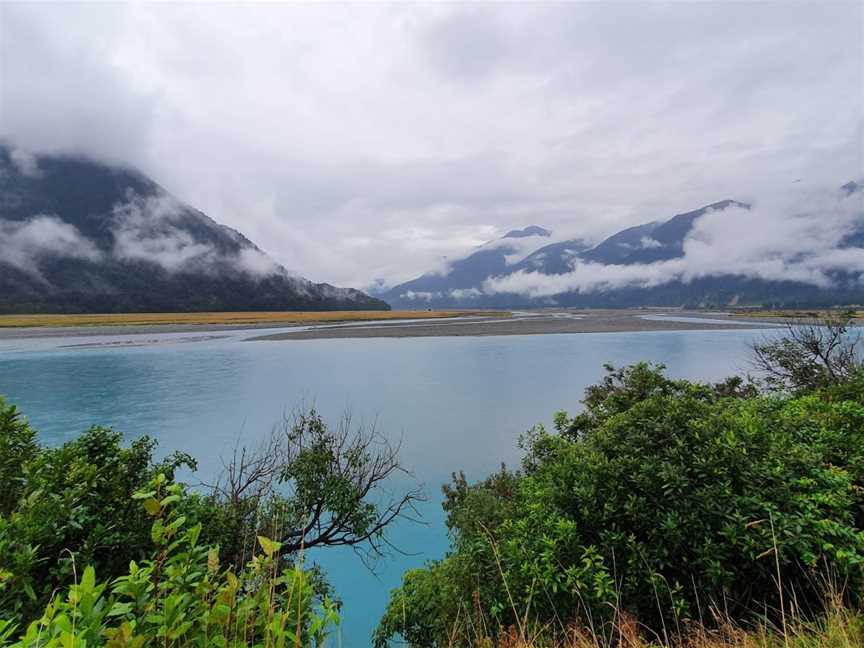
0;315;861;647
1;476;339;648
0;310;510;329
0;405;422;644
375;316;864;647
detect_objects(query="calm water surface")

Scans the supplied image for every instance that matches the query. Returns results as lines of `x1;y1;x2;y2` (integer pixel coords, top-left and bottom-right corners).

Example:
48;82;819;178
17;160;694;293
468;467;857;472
0;328;777;645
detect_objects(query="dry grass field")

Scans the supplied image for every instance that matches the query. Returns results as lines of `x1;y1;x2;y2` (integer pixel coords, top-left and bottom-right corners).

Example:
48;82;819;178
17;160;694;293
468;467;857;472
0;310;510;329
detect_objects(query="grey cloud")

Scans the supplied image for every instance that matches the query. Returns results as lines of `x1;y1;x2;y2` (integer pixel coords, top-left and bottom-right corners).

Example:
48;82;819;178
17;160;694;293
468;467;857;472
1;2;861;289
417;7;509;83
0;4;157;163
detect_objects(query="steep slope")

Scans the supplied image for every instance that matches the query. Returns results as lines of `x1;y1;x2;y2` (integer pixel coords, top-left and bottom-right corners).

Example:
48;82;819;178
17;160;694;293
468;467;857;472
577;221;661;265
381;226;553;307
508;238;593;275
0;146;388;313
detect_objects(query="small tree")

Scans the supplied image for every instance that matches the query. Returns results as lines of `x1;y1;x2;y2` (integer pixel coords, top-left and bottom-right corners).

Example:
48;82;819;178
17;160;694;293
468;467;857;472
751;313;861;393
200;408;425;570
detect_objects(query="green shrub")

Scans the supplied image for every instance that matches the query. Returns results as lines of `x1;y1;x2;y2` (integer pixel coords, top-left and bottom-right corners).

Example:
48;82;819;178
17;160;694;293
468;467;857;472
0;420;194;623
377;364;864;646
1;474;339;648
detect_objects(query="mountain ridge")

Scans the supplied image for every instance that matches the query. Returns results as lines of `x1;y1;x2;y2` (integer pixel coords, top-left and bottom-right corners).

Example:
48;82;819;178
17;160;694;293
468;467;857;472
383;190;863;309
0;146;389;313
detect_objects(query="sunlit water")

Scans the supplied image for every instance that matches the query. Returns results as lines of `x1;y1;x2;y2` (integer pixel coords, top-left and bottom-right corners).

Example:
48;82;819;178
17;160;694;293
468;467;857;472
0;327;780;645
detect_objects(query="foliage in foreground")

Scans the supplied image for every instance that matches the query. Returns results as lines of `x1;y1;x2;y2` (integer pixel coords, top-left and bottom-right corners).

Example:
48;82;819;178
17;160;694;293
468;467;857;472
0;474;338;648
0;398;418;630
376;362;864;647
0;404;195;622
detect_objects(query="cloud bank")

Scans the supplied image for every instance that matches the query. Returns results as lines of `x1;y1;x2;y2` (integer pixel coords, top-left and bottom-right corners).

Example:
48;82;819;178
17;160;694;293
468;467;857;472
4;189;284;279
484;186;864;298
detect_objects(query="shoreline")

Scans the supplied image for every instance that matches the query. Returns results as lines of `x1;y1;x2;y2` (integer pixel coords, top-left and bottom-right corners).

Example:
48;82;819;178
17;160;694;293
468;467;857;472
0;309;798;343
0;308;808;348
247;310;783;341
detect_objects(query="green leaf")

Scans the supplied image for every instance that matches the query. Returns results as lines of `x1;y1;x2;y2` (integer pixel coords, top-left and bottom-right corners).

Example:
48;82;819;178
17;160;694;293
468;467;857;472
257;536;281;558
160;494;181;507
143;498;161;516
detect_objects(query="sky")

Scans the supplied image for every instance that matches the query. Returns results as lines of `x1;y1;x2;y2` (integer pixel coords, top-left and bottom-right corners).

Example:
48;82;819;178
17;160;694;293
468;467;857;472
1;1;862;290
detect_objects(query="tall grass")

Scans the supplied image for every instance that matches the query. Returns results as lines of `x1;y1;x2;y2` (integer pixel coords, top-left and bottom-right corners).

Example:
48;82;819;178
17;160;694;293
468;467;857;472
480;604;862;648
439;530;863;648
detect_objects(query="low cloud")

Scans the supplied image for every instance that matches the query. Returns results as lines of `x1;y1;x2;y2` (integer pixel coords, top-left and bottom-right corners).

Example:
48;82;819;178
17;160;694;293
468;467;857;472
399;287;484;302
484;185;864;298
399;290;438;302
112;193;215;270
110;192;280;276
0;215;102;274
639;237;662;249
9;148;41;177
450;287;483;300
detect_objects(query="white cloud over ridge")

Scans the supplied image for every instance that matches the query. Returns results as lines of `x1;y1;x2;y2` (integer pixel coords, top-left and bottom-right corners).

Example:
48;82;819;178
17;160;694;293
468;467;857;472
3;191;284;279
484;186;864;298
110;191;281;276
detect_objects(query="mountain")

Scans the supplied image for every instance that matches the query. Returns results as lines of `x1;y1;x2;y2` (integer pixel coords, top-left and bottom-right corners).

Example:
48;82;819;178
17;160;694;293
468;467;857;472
507;238;592;276
382;190;863;309
0;146;388;313
581;200;749;265
380;225;555;308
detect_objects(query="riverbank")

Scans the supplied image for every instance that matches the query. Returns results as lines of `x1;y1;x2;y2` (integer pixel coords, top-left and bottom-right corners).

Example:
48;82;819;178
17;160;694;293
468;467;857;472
248;309;783;341
0;309;785;342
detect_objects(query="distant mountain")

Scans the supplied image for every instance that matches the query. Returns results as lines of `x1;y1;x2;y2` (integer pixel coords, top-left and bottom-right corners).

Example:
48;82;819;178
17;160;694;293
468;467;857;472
581;200;749;265
0;146;388;313
380;225;554;308
383;190;863;309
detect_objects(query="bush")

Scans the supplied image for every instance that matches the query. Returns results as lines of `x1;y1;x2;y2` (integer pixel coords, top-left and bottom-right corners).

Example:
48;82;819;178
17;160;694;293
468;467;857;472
377;364;864;646
0;474;339;647
0;412;194;622
0;397;38;517
0;398;417;634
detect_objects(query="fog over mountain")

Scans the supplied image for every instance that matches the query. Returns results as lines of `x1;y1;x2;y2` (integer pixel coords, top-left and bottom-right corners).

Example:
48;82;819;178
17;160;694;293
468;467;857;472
0;146;388;313
1;2;861;290
385;183;864;308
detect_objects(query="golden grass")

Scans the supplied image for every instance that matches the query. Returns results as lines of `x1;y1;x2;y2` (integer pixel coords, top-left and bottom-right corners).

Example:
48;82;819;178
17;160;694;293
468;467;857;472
0;310;511;329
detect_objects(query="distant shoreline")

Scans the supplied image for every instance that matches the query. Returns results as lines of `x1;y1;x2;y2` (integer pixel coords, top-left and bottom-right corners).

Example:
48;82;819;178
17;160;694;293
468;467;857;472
1;308;852;343
246;309;786;341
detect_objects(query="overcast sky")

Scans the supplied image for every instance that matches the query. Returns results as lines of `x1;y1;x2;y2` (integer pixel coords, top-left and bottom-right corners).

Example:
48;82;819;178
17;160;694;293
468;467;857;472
1;1;862;289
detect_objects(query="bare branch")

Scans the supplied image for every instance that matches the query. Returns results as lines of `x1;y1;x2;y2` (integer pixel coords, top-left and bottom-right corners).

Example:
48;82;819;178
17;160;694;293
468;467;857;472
205;406;426;570
750;313;861;392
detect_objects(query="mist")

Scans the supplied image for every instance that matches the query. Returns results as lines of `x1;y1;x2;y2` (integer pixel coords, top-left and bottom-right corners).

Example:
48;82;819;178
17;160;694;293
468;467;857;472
484;185;864;298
